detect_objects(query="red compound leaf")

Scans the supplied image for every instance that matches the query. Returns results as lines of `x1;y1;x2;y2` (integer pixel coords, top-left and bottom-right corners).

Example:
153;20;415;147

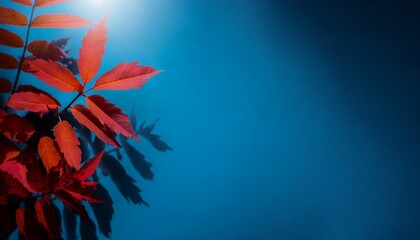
86;94;139;141
94;62;161;90
31;14;92;28
6;85;61;115
70;105;119;147
78;16;108;85
24;58;83;92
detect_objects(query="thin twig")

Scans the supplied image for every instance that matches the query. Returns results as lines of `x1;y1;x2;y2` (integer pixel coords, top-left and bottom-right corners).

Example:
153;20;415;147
10;1;37;94
58;92;83;116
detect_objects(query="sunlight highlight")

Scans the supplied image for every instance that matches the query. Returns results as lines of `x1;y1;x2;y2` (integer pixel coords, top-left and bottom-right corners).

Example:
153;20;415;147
73;0;133;20
91;0;105;7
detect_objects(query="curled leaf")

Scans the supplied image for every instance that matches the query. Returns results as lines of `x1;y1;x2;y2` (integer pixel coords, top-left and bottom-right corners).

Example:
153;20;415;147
24;58;83;92
28;40;66;61
78;16;107;85
86;95;139;141
70;105;119;147
94;62;161;90
0;52;19;69
6;85;61;115
31;14;92;28
0;6;28;26
0;110;35;142
38;137;61;173
54;121;82;170
0;28;24;48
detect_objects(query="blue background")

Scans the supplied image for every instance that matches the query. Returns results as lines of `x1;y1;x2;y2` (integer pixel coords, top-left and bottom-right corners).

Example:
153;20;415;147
2;0;420;239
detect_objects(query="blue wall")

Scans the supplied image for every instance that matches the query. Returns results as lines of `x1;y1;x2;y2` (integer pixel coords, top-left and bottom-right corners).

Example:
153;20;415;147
3;1;420;239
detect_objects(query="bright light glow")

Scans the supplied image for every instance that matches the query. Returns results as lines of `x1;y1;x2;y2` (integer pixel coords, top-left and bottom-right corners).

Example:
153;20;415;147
69;0;151;40
72;0;141;21
91;0;105;6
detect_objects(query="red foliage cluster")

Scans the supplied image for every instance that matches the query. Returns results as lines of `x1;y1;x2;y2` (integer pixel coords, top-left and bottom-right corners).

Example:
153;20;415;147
0;0;161;239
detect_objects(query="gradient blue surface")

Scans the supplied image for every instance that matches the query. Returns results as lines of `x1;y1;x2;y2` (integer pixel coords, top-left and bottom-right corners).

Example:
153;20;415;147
2;1;420;239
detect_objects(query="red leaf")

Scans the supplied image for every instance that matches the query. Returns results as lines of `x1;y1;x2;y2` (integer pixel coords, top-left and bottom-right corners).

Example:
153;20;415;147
28;39;66;61
34;200;48;234
36;0;70;7
0;28;24;47
24;58;83;92
15;208;26;239
70;105;120;147
54;121;82;170
31;14;92;28
0;52;19;69
86;95;139;140
0;170;29;201
0;110;35;142
0;6;28;26
38;137;61;173
6;85;61;115
15;206;49;239
14;149;49;193
78;16;107;85
73;150;104;181
0;160;36;192
0;78;12;93
19;84;60;99
94;62;161;90
0;138;20;163
55;189;92;222
12;0;33;6
82;181;98;188
63;188;103;203
35;197;62;239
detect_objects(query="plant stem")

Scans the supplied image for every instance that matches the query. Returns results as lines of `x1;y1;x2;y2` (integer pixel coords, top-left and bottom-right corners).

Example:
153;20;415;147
83;86;94;93
10;1;37;94
58;92;83;116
